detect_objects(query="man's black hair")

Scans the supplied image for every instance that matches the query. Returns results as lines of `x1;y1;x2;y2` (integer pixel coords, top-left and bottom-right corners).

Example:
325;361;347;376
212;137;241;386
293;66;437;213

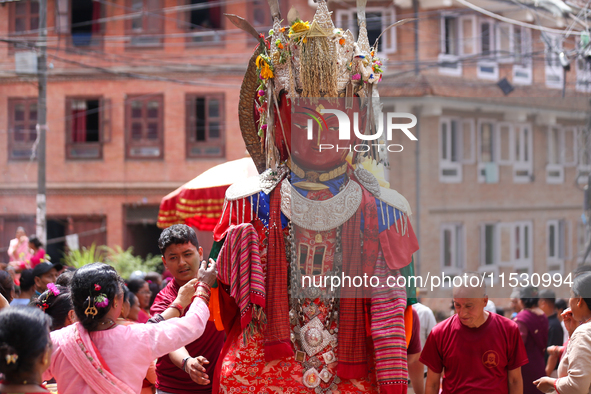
158;224;199;255
0;307;52;384
539;289;556;307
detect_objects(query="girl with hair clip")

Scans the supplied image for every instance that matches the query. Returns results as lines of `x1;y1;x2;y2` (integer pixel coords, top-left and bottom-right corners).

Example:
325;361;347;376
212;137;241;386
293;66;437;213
35;284;76;331
43;261;216;394
0;307;53;394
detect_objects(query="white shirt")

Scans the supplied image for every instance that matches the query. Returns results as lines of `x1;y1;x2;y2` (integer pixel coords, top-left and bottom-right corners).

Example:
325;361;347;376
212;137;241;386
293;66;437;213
412;302;437;348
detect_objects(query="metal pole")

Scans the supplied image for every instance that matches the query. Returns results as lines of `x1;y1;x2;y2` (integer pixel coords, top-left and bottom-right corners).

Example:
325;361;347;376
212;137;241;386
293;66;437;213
36;0;47;245
413;0;419;76
414;106;421;274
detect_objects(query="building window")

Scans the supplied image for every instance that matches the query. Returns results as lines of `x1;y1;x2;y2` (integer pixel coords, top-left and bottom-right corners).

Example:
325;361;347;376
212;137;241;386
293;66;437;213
513;124;533;182
183;0;223;45
577;218;590;263
547;126;577;183
513;221;532;274
7;98;38;160
125;95;164;159
481;223;497;268
512;26;532;84
127;0;163;47
477;120;498;183
443;16;459;56
440;118;460;182
438;14;462;76
438;14;476;76
576;38;591;93
439;117;475;183
66;98;110;160
441;223;464;275
335;6;396;54
10;0;39;35
481;221;532;275
545;35;564;89
577;126;591;183
497;122;513;165
69;0;104;46
547;219;567;273
476;19;498;80
186;94;225;158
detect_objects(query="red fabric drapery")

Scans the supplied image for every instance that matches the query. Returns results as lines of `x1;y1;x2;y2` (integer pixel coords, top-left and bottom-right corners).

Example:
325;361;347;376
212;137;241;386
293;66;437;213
157;158;258;231
92;2;101;34
72;108;86;142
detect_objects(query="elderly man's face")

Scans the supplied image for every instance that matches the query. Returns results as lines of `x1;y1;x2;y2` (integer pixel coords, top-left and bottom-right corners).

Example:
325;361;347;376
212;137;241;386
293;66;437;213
453;287;488;328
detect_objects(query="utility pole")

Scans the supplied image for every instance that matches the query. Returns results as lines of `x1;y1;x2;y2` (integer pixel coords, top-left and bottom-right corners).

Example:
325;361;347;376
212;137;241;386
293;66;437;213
36;0;48;245
582;99;591;264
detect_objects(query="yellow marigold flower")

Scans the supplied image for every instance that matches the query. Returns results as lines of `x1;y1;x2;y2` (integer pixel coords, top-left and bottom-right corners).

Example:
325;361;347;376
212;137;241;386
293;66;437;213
291;21;310;33
260;63;274;79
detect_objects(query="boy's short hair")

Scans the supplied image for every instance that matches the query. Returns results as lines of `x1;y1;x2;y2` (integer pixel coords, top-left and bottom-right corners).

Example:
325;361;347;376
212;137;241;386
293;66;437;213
158;224;199;255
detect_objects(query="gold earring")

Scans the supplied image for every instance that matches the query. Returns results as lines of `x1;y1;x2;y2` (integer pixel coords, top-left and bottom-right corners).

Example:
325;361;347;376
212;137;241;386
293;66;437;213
43;353;49;366
114;301;118;309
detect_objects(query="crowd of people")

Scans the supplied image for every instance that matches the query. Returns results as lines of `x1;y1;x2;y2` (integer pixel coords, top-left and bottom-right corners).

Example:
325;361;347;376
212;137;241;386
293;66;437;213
1;224;591;394
0;225;219;394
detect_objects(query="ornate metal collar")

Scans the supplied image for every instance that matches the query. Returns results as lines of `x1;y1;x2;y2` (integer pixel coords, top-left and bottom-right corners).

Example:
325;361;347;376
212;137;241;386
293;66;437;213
288;159;348;183
280;178;362;232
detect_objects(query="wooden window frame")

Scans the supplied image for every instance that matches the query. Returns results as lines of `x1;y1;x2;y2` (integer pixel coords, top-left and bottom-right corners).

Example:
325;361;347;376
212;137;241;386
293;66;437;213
179;0;226;47
65;96;111;160
185;93;225;158
126;0;164;48
9;0;40;36
66;0;106;48
7;97;38;161
335;6;397;55
125;94;164;160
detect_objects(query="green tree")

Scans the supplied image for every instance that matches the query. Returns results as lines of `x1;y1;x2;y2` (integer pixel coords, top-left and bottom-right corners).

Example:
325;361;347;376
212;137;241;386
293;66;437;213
103;246;162;280
61;243;104;269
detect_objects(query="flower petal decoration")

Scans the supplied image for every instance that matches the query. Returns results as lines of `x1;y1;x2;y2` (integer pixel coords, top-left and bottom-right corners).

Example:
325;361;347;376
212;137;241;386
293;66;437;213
95;294;109;308
47;283;60;296
94;284;101;291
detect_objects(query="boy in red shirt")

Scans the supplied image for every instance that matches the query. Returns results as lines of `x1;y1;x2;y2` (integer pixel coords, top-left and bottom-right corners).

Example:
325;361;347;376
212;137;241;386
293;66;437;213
151;225;224;394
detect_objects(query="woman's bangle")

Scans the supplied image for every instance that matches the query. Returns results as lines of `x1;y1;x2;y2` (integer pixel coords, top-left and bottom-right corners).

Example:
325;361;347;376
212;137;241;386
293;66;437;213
196;293;210;305
196;281;211;291
169;302;184;315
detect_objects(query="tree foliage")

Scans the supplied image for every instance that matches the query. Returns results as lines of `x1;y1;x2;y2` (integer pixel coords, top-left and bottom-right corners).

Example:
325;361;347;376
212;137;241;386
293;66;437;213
62;244;162;279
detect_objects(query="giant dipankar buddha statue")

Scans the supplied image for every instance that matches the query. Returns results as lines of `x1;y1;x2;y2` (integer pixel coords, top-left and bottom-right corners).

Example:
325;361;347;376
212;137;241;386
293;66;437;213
212;1;419;392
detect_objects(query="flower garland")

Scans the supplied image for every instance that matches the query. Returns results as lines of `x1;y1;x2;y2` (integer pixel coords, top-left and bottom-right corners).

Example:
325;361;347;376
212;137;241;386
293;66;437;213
255;54;273;138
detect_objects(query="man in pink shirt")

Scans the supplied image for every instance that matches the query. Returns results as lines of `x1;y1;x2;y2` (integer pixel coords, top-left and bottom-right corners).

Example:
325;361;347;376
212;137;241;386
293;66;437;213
151;224;224;394
420;273;528;394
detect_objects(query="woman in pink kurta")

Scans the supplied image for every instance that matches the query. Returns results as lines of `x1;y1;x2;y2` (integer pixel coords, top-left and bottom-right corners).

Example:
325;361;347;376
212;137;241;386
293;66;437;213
44;262;217;394
7;227;31;270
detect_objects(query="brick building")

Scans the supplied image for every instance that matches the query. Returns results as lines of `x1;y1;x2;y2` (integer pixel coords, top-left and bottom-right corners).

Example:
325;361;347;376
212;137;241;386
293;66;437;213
0;0;589;315
0;0;308;260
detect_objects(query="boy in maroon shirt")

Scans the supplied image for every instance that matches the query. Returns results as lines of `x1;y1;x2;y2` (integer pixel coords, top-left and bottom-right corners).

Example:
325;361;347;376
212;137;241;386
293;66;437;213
420;274;528;394
151;225;224;394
